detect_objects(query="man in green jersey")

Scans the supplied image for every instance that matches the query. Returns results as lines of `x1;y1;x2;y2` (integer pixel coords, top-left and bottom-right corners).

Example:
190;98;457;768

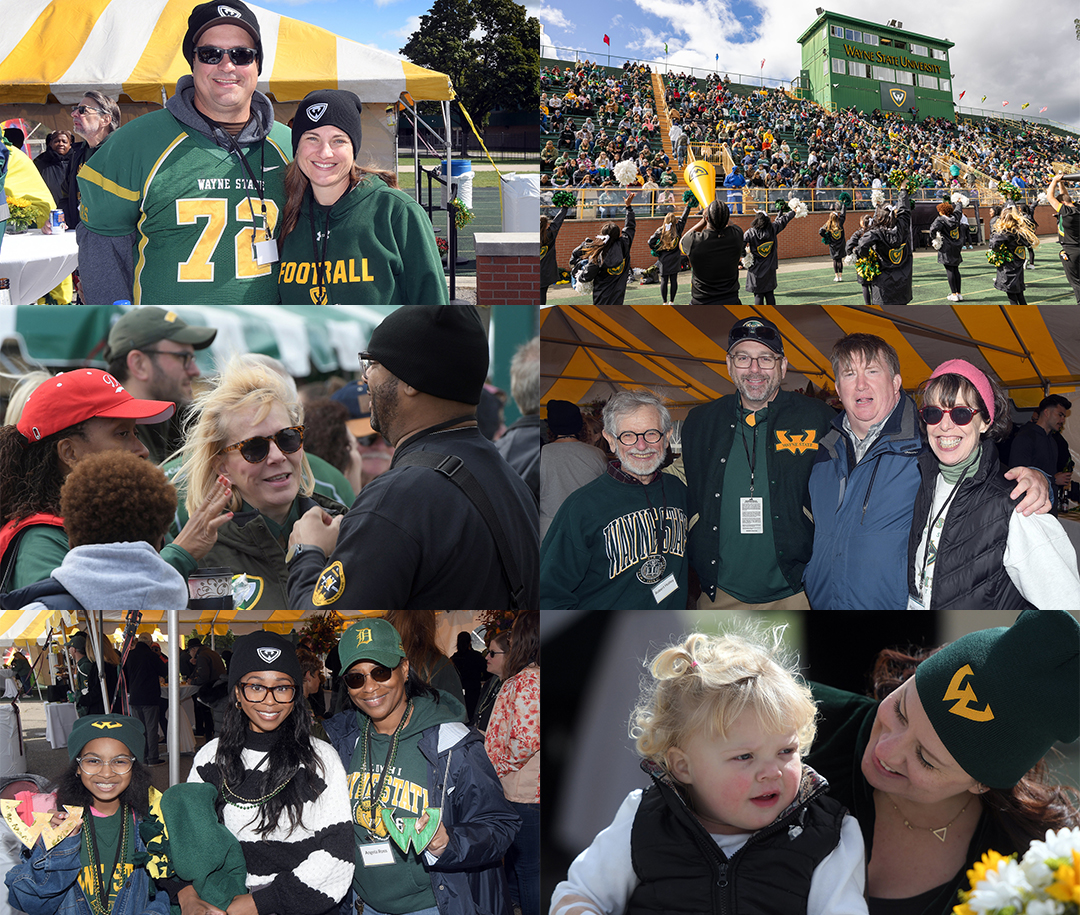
77;0;291;305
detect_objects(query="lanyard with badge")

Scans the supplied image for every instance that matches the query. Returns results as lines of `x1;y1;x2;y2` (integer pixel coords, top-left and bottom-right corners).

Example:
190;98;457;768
200;114;279;266
639;476;679;603
739;412;764;534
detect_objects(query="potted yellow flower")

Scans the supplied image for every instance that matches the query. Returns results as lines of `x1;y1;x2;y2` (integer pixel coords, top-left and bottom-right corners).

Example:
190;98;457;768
4;196;37;234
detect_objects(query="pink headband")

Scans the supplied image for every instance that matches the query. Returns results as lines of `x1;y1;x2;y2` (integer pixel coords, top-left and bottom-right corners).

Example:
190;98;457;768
929;359;995;423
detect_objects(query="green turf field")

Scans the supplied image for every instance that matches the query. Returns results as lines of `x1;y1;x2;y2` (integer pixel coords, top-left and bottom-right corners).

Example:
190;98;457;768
585;244;1077;308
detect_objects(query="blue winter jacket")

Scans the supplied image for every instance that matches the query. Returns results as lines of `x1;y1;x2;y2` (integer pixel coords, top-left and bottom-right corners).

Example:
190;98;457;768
6;818;169;915
323;699;520;915
803;394;923;610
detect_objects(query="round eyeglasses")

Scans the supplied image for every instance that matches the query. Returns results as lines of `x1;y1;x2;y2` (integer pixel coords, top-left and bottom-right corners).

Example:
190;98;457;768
920;405;978;426
343;665;395;689
77;755;134;774
616;429;664;446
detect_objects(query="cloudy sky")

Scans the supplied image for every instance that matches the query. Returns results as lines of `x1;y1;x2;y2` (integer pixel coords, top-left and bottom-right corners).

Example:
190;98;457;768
252;0;430;59
534;0;1080;132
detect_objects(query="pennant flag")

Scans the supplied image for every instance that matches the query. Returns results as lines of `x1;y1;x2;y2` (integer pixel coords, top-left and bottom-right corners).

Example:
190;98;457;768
958;90;965;100
665;42;668;54
715;53;719;62
1021;102;1030;109
1002;100;1009;106
981;95;987;102
603;34;610;45
1040;106;1048;113
761;58;766;68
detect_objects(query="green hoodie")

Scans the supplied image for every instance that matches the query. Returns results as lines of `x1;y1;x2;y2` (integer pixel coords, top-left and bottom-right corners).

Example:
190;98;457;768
348;692;466;913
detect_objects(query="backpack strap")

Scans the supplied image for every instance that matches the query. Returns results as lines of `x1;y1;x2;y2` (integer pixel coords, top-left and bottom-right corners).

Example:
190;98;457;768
394;451;532;611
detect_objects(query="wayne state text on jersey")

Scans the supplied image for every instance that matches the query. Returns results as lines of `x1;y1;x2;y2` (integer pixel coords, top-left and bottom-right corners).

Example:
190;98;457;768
195;177;266;191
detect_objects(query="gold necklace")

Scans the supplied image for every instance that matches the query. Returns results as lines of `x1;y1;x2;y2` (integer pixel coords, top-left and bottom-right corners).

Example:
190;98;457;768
889;795;971;842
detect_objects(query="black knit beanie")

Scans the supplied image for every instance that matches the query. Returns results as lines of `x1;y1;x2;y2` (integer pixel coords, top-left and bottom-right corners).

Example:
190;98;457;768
227;631;303;693
366;301;489;405
547;400;584;436
291;89;363;157
183;1;263;74
915;608;1080;789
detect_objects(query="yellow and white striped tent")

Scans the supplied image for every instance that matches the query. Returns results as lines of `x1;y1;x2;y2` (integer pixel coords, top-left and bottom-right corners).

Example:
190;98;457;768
0;0;453;167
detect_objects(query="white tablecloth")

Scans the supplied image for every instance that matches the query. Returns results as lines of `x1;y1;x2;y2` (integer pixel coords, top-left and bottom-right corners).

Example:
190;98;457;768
0;705;25;776
43;701;78;749
164;684;200;754
0;229;79;305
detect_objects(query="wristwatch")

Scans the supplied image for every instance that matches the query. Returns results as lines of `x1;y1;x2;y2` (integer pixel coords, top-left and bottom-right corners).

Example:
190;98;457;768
285;543;320;564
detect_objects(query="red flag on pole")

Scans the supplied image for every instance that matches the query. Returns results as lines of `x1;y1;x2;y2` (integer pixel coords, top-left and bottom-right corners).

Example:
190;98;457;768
760;59;765;68
1039;106;1048;113
958;90;965;100
603;34;610;45
1002;100;1009;106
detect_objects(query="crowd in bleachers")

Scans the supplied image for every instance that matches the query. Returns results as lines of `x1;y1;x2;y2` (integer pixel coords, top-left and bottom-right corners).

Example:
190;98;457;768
540;59;1079;213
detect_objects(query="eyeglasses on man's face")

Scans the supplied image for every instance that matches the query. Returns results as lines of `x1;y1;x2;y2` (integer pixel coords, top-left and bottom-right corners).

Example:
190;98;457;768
141;349;196;369
194;46;258;66
70;105;104;116
616;429;664;446
729;352;780;370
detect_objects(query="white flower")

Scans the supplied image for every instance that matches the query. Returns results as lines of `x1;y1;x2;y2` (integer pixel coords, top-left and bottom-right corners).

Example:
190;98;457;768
1022;827;1080;888
967;858;1028;914
1026;900;1065;915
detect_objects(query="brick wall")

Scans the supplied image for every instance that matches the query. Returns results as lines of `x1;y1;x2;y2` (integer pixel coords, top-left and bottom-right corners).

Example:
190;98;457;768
551;204;1054;273
475;233;538;305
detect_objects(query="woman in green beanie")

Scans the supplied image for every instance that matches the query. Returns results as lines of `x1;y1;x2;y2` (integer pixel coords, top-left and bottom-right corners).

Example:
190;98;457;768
5;715;168;915
805;608;1080;915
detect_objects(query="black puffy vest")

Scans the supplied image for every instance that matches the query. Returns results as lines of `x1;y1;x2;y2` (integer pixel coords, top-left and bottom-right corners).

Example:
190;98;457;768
907;444;1034;613
627;775;846;915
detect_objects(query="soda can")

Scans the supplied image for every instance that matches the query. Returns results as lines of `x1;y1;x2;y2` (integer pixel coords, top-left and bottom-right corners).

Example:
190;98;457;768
48;209;64;230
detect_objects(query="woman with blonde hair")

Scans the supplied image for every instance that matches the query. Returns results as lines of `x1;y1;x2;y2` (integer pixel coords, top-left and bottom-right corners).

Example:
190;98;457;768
647;202;691;303
171;357;346;611
988;205;1040;307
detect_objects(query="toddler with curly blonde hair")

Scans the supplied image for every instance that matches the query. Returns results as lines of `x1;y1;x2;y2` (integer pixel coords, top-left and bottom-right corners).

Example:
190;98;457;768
551;626;868;915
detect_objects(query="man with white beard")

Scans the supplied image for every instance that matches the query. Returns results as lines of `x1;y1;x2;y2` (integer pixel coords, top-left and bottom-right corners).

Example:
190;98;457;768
540;390;688;611
681;317;835;611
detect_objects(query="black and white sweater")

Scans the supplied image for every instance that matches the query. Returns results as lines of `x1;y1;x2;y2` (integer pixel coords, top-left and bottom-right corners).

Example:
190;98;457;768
189;731;354;915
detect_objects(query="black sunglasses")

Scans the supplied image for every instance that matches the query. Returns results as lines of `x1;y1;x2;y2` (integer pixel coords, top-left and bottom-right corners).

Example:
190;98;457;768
920;406;978;427
70;104;104;116
222;426;304;463
729;323;781;346
343;665;395;688
194;45;258;66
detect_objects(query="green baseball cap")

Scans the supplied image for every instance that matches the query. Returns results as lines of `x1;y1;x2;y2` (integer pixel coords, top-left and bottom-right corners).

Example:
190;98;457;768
339;618;406;671
68;714;146;762
915;608;1080;789
105;307;217;362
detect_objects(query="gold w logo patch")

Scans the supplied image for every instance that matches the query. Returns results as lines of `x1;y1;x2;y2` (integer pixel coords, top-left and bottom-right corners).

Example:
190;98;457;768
943;664;994;722
890;88;907;107
541;244;549;259
313;561;345;606
888;245;906;265
92;720;123;730
606;260;625;276
757;241;774;257
775;430;819;454
308;287;329;305
949;228;959;240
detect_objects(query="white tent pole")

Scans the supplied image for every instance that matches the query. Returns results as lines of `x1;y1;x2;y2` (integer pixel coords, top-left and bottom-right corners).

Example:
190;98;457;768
443;100;453;272
168;603;179;786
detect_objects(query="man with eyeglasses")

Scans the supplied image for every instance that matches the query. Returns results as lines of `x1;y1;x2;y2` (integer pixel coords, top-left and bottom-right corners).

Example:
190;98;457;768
681;317;835;611
103;307;216;463
76;0;291;305
541;390;689;611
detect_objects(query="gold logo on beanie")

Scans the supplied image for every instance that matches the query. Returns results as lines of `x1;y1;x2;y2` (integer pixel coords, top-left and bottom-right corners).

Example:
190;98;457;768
944;664;994;722
91;720;123;730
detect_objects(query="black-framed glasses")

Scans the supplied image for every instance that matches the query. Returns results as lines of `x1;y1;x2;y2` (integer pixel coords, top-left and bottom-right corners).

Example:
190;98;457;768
343;665;395;689
238;681;296;703
222;426;305;463
485;649;505;658
730;324;781;346
920;405;979;426
359;352;379;376
141;349;196;369
194;45;258;66
730;352;780;369
77;755;134;774
616;429;664;446
70;104;104;116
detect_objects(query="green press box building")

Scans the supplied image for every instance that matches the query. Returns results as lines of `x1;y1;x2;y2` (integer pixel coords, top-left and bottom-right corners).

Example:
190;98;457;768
797;12;955;120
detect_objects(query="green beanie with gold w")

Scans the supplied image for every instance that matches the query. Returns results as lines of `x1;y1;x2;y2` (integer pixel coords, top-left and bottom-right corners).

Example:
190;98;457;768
915;608;1080;789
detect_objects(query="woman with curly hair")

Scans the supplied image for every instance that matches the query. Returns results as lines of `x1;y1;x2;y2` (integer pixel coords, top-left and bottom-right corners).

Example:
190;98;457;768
5;715;167;915
929;200;966;301
570;192;636;307
0;369;227;592
171;357;347;612
172;631;353;915
988;205;1040;307
805;608;1079;915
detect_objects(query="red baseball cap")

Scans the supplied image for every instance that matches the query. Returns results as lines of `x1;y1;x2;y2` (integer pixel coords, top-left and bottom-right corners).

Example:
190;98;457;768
17;370;176;443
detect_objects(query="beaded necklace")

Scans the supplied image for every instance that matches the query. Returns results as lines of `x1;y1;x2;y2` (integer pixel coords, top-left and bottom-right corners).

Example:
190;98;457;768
353;700;412;839
82;806;130;915
220;750;296;810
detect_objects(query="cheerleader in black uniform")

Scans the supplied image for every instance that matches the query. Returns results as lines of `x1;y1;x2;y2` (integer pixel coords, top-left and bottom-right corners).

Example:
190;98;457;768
819;201;847;281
